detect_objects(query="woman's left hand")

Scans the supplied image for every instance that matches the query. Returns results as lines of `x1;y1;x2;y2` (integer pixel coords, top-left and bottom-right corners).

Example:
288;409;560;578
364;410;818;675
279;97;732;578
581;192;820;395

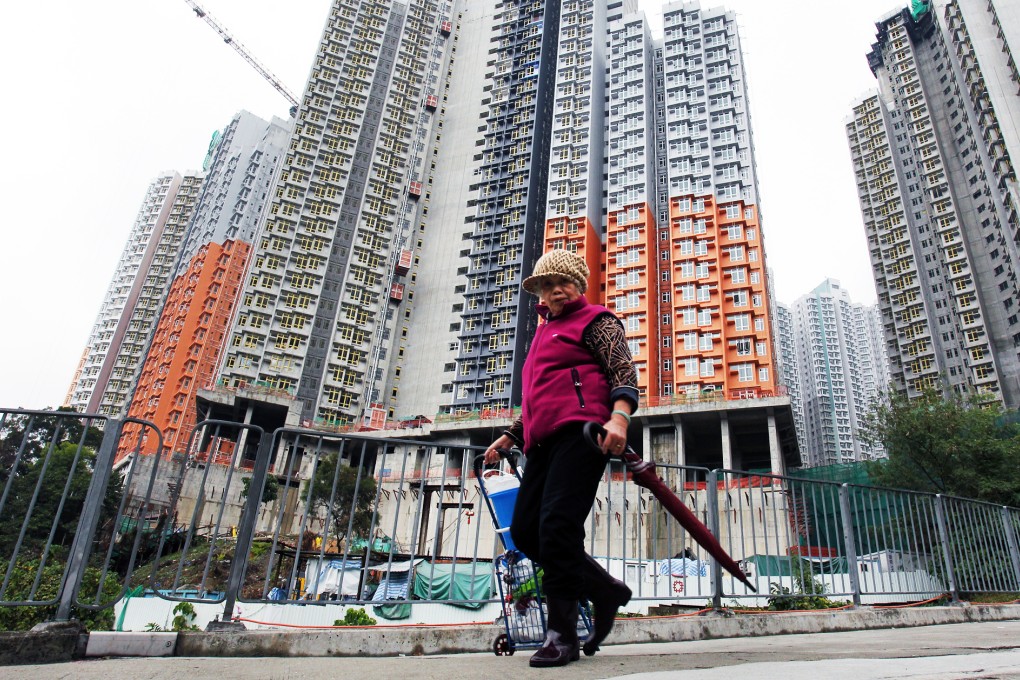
599;416;629;456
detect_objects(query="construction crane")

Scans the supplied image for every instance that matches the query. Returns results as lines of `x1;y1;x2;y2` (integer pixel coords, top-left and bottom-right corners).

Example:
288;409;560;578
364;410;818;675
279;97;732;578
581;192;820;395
182;0;300;112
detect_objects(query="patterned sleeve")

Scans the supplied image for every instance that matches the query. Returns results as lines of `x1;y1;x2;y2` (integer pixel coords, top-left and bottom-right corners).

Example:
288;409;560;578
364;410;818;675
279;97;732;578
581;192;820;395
584;314;639;412
504;416;524;447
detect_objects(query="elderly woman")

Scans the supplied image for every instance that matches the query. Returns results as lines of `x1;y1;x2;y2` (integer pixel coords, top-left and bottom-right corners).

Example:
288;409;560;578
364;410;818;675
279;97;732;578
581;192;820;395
485;249;638;668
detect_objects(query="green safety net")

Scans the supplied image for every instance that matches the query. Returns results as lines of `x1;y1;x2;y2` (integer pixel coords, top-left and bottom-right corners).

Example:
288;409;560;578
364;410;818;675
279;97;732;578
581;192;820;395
786;462;936;560
910;0;930;19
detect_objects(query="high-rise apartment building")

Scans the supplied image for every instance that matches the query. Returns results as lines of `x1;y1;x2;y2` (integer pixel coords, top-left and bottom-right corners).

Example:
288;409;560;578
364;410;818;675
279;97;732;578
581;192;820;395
124;111;292;456
68;171;204;416
602;4;776;403
777;280;890;467
847;0;1020;407
774;303;804;448
216;0;458;429
82;0;799;473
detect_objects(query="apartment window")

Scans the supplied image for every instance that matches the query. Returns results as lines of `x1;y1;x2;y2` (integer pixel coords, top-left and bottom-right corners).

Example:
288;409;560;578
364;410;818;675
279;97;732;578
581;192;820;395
686;359;699;376
700;359;715;377
735;363;753;382
698;308;713;326
699;334;713;351
731;313;750;331
758;367;770;382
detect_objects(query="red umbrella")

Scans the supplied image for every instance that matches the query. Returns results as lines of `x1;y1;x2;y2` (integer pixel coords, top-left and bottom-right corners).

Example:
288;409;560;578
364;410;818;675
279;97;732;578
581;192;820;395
584;422;755;592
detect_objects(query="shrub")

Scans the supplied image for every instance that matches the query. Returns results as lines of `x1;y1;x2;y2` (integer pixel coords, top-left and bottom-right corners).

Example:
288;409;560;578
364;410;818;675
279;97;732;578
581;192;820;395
0;555;121;631
334;607;376;626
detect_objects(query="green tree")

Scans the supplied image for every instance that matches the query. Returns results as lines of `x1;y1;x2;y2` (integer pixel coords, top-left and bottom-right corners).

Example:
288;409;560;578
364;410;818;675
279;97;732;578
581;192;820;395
861;388;1020;506
241;473;280;504
1;408;103;485
301;453;377;547
0;438;124;558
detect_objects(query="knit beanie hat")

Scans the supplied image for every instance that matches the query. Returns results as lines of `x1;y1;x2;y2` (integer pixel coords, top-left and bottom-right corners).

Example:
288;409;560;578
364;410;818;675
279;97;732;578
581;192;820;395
522;249;589;295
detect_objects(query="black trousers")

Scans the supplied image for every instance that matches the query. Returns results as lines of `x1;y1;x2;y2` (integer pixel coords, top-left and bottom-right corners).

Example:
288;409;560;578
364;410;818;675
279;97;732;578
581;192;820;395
509;422;609;601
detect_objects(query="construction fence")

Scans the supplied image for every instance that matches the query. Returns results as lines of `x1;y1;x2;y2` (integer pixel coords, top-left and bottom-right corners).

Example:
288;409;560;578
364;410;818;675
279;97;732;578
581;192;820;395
0;407;1018;631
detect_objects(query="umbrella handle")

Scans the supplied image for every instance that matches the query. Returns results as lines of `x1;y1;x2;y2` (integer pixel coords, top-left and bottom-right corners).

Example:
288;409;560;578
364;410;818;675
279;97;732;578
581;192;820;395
582;422;654;474
582;421;611;451
582;421;638;456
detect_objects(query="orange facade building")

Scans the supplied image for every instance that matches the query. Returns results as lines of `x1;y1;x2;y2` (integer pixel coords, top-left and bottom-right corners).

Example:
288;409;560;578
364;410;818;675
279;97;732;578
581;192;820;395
120;240;251;462
539;192;777;407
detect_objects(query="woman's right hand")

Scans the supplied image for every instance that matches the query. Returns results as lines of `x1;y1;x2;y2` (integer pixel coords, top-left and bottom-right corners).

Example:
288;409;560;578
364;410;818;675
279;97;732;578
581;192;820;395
484;434;514;465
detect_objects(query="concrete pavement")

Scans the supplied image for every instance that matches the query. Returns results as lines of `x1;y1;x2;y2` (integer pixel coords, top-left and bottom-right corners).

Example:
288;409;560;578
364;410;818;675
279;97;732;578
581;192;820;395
5;620;1020;679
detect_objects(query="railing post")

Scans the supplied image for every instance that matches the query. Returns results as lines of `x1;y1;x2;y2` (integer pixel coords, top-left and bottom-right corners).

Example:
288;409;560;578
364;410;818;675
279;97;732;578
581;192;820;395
55;418;122;622
215;427;272;629
706;469;723;610
933;494;961;604
1001;506;1020;591
838;484;861;607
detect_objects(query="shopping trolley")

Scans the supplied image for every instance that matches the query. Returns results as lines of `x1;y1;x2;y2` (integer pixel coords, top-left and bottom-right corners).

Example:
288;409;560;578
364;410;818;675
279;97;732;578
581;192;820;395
473;451;592;656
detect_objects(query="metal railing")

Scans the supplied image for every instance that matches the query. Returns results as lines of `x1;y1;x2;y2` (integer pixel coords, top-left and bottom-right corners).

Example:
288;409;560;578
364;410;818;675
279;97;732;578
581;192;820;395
1;407;1017;630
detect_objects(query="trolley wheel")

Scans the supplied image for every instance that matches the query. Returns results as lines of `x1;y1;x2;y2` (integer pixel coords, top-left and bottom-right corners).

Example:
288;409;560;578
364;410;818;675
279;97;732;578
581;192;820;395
493;634;514;656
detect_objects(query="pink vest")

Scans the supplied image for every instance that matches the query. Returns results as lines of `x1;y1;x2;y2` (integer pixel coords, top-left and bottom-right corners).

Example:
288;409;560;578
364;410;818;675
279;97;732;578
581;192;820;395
521;296;615;451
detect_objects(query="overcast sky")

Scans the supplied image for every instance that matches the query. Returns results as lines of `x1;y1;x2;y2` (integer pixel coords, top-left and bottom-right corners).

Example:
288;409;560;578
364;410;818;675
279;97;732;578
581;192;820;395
0;0;902;409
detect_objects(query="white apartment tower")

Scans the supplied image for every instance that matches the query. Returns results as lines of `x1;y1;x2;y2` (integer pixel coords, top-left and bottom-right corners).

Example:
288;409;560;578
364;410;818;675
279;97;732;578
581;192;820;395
69;171;203;415
781;280;890;466
218;0;459;428
846;0;1020;407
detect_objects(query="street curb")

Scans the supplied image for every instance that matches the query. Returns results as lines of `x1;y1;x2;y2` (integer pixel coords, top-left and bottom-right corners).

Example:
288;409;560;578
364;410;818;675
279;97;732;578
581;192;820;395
0;621;86;666
172;604;1020;658
3;605;1017;663
86;632;178;657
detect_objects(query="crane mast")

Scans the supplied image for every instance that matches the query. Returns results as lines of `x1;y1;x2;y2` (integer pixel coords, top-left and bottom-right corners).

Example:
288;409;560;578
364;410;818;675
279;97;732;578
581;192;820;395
182;0;300;110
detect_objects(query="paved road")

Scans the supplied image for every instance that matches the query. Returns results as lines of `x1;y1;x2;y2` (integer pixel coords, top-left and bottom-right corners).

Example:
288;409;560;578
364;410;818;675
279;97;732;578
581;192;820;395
5;620;1020;680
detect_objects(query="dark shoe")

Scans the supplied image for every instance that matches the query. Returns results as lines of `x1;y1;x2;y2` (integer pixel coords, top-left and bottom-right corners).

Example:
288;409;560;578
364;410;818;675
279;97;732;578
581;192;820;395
582;579;631;656
529;630;580;667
